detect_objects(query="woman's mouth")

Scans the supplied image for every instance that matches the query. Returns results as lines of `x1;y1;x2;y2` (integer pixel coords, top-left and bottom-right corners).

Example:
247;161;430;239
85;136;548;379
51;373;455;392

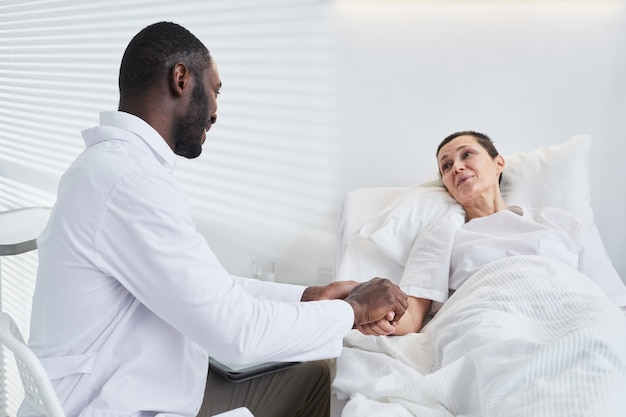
457;175;472;187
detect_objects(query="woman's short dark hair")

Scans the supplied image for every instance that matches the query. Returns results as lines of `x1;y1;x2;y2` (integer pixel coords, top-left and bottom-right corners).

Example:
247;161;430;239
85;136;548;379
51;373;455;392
437;130;499;159
437;130;502;184
118;21;211;98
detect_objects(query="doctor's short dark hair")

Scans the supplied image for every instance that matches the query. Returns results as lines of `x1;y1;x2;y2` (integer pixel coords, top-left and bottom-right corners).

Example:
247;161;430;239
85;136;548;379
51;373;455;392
118;21;212;98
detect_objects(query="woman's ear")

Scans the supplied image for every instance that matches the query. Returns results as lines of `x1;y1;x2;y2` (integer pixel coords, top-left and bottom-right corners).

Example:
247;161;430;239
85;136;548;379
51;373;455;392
495;154;505;174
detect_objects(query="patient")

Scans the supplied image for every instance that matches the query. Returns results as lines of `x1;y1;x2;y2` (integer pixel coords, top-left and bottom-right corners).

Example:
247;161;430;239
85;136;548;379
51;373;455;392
358;130;626;336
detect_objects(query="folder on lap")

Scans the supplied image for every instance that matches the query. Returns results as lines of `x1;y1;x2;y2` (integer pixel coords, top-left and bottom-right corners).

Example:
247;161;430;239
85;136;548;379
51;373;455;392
209;357;301;383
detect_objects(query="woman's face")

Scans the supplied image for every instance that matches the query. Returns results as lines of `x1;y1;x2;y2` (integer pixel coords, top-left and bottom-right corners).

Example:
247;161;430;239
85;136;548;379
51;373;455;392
437;135;505;206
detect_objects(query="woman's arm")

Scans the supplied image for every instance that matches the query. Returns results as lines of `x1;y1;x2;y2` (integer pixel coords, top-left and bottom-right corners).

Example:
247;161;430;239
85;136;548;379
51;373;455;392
356;296;432;336
392;296;432;335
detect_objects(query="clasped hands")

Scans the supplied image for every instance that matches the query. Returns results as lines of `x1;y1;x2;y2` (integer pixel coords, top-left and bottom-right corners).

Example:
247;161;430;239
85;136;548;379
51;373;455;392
302;278;408;336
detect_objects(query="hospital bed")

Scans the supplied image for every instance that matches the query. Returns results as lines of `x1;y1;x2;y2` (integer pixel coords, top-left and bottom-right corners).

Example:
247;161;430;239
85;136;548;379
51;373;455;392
331;135;626;417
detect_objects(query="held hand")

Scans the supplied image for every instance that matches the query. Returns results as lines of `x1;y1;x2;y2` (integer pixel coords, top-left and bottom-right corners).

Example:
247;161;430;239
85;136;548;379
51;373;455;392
356;312;397;336
344;278;408;327
301;280;360;301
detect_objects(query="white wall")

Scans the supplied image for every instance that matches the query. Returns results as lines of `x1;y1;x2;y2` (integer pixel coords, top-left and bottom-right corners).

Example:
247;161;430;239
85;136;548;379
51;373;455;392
331;0;626;281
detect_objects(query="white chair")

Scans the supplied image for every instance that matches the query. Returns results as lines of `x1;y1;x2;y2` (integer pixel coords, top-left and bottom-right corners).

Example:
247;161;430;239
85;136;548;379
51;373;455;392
0;312;66;417
0;312;255;417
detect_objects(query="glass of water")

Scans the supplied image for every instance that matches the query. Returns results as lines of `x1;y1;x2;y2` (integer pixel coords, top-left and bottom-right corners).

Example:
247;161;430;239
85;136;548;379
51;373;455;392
252;258;275;282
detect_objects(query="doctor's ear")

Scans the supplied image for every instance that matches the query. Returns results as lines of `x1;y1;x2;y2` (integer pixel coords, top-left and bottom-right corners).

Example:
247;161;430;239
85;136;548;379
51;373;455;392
171;63;189;95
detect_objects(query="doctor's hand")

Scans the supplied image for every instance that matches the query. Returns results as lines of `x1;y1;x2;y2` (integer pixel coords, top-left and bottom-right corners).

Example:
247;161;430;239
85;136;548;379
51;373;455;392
301;280;360;302
343;278;408;327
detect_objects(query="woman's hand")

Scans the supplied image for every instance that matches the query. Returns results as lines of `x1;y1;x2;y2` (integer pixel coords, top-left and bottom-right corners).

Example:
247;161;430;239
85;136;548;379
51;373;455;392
356;296;433;336
356;311;397;336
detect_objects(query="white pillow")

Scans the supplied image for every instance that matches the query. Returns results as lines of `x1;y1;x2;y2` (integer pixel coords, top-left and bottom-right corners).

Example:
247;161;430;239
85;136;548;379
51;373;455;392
360;135;593;266
500;135;593;224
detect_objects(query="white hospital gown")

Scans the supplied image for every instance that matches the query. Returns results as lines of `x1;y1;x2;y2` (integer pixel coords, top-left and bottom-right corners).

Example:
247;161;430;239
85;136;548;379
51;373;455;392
400;206;626;311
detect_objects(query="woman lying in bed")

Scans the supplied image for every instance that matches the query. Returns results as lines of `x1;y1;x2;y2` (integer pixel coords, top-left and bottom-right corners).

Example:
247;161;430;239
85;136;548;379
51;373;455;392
358;130;626;336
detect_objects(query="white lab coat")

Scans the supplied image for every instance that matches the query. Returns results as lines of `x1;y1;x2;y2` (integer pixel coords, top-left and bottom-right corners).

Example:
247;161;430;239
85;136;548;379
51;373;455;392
21;111;354;417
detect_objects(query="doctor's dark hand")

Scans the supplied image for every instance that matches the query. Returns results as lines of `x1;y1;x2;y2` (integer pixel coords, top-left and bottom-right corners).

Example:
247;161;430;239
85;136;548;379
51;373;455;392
343;278;409;327
300;280;360;302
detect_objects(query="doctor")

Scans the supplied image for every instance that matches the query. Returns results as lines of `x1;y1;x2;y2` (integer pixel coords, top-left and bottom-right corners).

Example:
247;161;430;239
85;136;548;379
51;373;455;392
21;21;408;417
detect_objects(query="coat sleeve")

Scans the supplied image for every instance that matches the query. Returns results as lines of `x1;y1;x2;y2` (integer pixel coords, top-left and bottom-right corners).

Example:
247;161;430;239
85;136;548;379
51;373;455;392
93;168;354;367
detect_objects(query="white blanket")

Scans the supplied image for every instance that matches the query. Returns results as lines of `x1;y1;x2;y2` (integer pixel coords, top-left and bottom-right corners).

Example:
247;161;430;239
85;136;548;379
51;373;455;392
333;255;626;417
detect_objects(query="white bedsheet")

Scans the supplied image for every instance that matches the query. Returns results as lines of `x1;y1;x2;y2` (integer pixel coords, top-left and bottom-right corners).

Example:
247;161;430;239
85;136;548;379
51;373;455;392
333;255;626;417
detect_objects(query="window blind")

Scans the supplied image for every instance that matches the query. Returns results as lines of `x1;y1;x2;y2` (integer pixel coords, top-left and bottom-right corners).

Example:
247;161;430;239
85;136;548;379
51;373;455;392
0;179;53;415
1;0;338;414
